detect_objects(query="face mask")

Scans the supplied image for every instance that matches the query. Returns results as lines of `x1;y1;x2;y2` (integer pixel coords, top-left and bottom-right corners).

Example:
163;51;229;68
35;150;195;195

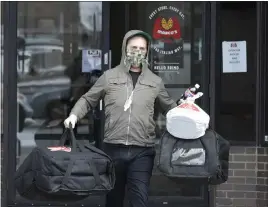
125;48;147;67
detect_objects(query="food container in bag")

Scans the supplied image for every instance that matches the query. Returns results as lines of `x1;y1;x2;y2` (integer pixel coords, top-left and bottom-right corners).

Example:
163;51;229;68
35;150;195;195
166;93;210;139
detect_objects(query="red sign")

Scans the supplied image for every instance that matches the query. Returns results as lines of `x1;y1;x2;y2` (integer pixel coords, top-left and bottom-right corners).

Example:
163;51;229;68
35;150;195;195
178;103;200;112
153;17;181;41
47;146;71;152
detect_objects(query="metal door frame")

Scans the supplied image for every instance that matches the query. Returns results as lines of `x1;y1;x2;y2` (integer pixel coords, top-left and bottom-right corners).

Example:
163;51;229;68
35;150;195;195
97;1;110;150
207;2;220;207
256;2;268;147
2;2;18;207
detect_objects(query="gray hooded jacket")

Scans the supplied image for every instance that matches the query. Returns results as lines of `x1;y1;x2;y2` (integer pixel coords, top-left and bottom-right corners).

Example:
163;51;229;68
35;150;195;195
71;30;177;147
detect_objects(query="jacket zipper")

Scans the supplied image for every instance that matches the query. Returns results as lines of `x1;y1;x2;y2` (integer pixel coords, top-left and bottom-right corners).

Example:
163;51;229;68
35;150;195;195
126;75;133;145
126;106;132;145
125;73;142;145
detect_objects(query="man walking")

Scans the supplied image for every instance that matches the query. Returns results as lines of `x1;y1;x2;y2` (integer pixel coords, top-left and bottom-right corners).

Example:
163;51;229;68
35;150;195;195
64;30;177;207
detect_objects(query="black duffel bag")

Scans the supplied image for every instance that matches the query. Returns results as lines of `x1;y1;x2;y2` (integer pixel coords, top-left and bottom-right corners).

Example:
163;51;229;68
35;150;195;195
15;126;116;202
158;129;230;185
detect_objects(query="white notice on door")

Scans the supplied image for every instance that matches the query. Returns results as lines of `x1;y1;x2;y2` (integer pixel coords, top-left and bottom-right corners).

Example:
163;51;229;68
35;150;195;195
222;41;247;73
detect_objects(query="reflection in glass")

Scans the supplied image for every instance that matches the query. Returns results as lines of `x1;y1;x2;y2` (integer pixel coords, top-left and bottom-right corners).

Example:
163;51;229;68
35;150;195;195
16;1;102;181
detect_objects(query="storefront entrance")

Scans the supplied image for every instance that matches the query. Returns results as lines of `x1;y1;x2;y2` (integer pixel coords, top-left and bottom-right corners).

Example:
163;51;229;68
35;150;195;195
2;2;215;207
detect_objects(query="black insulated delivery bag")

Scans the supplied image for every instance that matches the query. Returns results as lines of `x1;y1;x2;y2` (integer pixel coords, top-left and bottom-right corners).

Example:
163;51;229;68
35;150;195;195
15;127;116;202
158;129;230;185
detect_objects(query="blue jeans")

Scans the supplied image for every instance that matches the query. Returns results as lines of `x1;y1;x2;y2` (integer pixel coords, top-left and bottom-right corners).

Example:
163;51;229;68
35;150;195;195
103;143;156;207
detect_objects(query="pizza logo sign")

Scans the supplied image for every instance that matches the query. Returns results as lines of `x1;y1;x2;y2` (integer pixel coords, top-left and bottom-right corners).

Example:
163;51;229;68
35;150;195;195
149;6;184;55
162;18;173;30
153;17;181;41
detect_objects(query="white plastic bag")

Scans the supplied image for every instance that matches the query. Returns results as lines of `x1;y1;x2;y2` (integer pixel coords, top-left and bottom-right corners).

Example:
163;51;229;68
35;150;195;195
166;92;210;139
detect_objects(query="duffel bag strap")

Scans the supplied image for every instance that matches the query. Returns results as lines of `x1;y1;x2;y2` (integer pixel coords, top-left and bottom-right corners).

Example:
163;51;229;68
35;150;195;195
59;129;69;146
61;159;75;186
59;127;79;152
88;159;101;186
61;158;101;187
59;125;84;153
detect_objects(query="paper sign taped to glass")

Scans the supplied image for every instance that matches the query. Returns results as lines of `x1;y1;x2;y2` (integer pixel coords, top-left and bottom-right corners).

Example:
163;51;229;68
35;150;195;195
82;49;102;73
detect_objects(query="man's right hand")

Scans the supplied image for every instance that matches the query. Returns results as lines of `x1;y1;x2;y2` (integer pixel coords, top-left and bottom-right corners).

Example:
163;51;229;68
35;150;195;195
64;114;78;128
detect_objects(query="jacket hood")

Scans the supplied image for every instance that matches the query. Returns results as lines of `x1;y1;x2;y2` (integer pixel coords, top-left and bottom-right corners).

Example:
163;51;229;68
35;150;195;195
119;30;152;72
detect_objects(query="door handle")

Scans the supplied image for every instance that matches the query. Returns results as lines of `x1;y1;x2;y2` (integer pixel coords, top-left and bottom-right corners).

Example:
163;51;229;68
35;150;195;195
109;50;112;69
103;51;112;68
104;52;109;65
99;99;103;111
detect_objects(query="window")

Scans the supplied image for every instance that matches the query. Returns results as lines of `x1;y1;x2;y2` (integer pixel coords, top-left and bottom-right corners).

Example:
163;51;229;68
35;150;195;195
217;2;257;143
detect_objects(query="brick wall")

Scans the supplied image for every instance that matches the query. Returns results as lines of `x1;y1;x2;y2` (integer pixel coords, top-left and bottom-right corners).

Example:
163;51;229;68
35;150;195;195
216;146;268;207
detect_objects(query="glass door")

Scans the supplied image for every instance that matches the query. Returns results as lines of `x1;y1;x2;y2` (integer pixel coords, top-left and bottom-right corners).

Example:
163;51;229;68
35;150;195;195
129;2;210;206
11;1;110;206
